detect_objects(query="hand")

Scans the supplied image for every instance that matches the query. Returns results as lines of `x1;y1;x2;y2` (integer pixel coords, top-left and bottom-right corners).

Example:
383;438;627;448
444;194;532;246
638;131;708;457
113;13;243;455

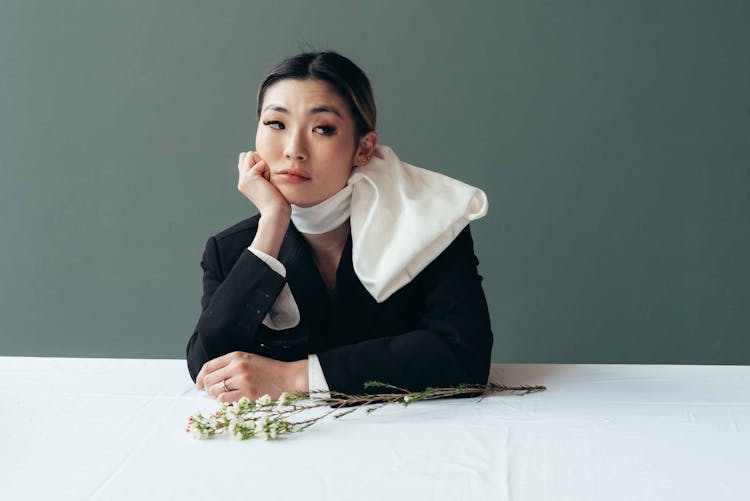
196;351;309;403
237;151;291;219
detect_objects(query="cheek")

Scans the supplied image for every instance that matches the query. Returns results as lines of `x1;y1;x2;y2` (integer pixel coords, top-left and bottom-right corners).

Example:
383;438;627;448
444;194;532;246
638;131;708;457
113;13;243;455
254;127;268;149
254;130;277;162
329;163;354;187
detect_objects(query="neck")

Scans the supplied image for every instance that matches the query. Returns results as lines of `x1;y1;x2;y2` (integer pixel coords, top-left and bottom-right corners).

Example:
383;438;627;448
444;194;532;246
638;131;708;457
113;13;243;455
303;219;350;257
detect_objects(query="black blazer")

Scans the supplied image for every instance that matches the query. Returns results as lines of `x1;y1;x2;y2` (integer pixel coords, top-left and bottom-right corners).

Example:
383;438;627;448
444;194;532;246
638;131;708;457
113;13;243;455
186;215;494;395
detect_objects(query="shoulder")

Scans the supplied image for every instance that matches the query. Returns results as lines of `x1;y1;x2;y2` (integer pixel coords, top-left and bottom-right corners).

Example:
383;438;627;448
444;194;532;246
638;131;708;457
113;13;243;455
418;224;481;279
200;214;262;277
210;214;262;248
435;224;478;263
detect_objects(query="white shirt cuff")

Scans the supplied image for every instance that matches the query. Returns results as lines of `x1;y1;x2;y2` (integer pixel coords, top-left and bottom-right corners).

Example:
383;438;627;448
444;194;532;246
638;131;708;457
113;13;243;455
247;246;286;277
308;354;331;400
247;246;300;330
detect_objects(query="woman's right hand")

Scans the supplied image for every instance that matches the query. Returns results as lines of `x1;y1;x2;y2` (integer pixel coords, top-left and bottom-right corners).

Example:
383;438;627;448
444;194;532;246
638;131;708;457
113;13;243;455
237;151;291;220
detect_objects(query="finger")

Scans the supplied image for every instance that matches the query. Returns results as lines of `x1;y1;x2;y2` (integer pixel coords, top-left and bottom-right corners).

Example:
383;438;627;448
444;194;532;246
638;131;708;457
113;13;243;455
196;352;235;389
238;152;252;176
246;155;265;179
245;151;258;171
249;151;260;165
250;153;268;173
202;365;235;394
207;374;240;399
248;151;259;168
197;356;229;389
216;390;244;404
206;379;224;398
262;163;271;181
250;159;268;177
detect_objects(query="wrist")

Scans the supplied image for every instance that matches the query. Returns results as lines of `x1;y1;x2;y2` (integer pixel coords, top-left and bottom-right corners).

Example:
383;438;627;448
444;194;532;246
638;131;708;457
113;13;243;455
251;213;290;259
288;359;309;393
261;205;291;223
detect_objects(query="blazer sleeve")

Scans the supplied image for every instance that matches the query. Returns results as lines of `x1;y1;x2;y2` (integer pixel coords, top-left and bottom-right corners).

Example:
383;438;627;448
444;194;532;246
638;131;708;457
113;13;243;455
185;235;288;381
316;225;494;396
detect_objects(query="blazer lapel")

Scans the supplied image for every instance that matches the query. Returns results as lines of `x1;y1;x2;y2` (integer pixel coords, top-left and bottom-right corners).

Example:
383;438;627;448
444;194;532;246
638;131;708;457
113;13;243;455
278;223;332;351
277;222;381;353
329;230;381;347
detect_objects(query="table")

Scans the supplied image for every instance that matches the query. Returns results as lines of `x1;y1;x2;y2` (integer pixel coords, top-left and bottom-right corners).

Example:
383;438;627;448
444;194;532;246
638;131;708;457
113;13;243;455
1;357;748;500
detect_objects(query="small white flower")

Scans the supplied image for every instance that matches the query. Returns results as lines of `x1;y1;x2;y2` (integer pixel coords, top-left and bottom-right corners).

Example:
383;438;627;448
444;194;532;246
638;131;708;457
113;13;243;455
229;421;250;440
276;392;291;406
269;420;283;439
253;416;267;432
190;426;208;439
252;415;276;440
403;395;412;403
256;394;272;406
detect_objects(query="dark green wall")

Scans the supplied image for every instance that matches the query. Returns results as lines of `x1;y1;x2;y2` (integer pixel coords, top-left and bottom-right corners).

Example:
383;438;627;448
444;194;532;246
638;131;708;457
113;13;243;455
1;1;748;363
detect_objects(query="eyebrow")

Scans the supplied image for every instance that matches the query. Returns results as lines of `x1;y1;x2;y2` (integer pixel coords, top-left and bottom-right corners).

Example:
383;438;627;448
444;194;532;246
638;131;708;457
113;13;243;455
262;104;343;118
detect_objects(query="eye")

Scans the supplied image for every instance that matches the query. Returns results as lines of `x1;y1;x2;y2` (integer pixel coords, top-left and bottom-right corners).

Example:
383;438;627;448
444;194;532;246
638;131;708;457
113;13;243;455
314;125;337;135
263;120;284;130
263;120;336;135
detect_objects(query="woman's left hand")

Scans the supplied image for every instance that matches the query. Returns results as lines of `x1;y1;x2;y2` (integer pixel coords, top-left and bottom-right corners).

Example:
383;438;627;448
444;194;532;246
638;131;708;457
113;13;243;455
195;351;308;403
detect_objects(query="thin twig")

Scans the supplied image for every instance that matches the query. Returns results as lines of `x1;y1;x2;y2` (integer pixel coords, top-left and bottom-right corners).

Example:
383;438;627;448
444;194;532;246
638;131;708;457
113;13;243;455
186;381;547;440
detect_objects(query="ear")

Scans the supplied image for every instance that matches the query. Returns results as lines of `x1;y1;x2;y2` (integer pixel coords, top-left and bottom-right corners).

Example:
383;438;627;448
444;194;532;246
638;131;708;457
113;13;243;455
354;131;379;167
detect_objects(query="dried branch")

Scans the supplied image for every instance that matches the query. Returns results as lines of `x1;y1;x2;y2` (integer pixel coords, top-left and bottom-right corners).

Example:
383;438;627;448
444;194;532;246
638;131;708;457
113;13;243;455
186;381;547;440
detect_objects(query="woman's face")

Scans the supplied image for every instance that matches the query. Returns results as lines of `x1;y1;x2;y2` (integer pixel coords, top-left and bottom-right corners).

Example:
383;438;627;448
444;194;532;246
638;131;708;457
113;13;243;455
255;78;372;208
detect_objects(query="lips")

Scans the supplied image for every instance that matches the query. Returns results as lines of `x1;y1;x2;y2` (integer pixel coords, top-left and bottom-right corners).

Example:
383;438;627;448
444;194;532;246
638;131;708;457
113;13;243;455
276;169;311;180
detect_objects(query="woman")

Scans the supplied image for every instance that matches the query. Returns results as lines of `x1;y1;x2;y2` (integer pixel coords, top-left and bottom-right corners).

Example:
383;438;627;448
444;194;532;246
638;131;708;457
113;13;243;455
186;51;493;403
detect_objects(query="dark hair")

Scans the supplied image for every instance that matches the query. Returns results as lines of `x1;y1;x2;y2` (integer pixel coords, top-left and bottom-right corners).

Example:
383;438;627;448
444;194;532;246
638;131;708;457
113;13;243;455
256;51;376;144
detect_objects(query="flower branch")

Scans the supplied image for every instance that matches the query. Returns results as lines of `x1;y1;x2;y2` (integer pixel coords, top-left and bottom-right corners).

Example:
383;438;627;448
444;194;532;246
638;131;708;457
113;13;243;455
186;381;546;441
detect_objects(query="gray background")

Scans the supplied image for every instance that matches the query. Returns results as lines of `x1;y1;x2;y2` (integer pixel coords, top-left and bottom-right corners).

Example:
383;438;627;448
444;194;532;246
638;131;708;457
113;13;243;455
1;1;748;363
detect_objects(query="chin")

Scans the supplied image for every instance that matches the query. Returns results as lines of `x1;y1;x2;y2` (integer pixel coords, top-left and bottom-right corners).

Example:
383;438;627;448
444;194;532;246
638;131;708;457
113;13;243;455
277;187;319;208
288;198;322;208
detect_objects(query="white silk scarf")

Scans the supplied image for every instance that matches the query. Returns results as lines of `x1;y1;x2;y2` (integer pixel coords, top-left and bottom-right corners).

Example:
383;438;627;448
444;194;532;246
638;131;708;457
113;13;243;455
291;144;488;303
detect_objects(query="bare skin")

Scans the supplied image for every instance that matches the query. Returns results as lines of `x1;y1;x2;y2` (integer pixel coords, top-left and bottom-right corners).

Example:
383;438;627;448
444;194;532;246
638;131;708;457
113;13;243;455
196;78;377;402
306;219;351;292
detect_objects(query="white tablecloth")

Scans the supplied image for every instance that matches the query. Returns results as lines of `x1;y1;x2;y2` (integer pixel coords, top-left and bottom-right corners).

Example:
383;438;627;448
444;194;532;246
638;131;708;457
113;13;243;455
0;357;748;500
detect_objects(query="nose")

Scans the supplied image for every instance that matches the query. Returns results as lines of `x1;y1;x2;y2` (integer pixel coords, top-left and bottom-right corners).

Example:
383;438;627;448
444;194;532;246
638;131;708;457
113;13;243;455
283;129;307;162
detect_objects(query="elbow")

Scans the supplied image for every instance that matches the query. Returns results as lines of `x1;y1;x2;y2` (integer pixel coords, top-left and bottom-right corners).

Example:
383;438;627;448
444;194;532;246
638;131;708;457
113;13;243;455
454;348;491;386
449;327;493;387
185;331;207;383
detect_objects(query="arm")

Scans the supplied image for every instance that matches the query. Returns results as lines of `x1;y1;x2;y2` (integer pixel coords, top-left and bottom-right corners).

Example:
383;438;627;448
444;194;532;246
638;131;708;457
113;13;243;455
316;225;494;395
186;145;293;380
185;231;288;382
187;150;303;389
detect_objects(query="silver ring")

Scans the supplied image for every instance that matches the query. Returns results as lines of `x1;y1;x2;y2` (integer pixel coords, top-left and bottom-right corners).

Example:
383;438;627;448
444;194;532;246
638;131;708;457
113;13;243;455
220;378;230;393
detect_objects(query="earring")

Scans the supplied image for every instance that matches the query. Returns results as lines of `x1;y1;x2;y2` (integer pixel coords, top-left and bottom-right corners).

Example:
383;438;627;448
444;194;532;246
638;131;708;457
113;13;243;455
354;154;373;168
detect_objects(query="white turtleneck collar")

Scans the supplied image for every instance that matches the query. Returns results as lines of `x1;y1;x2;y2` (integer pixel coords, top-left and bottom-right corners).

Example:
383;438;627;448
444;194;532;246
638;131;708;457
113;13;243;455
290;184;353;235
